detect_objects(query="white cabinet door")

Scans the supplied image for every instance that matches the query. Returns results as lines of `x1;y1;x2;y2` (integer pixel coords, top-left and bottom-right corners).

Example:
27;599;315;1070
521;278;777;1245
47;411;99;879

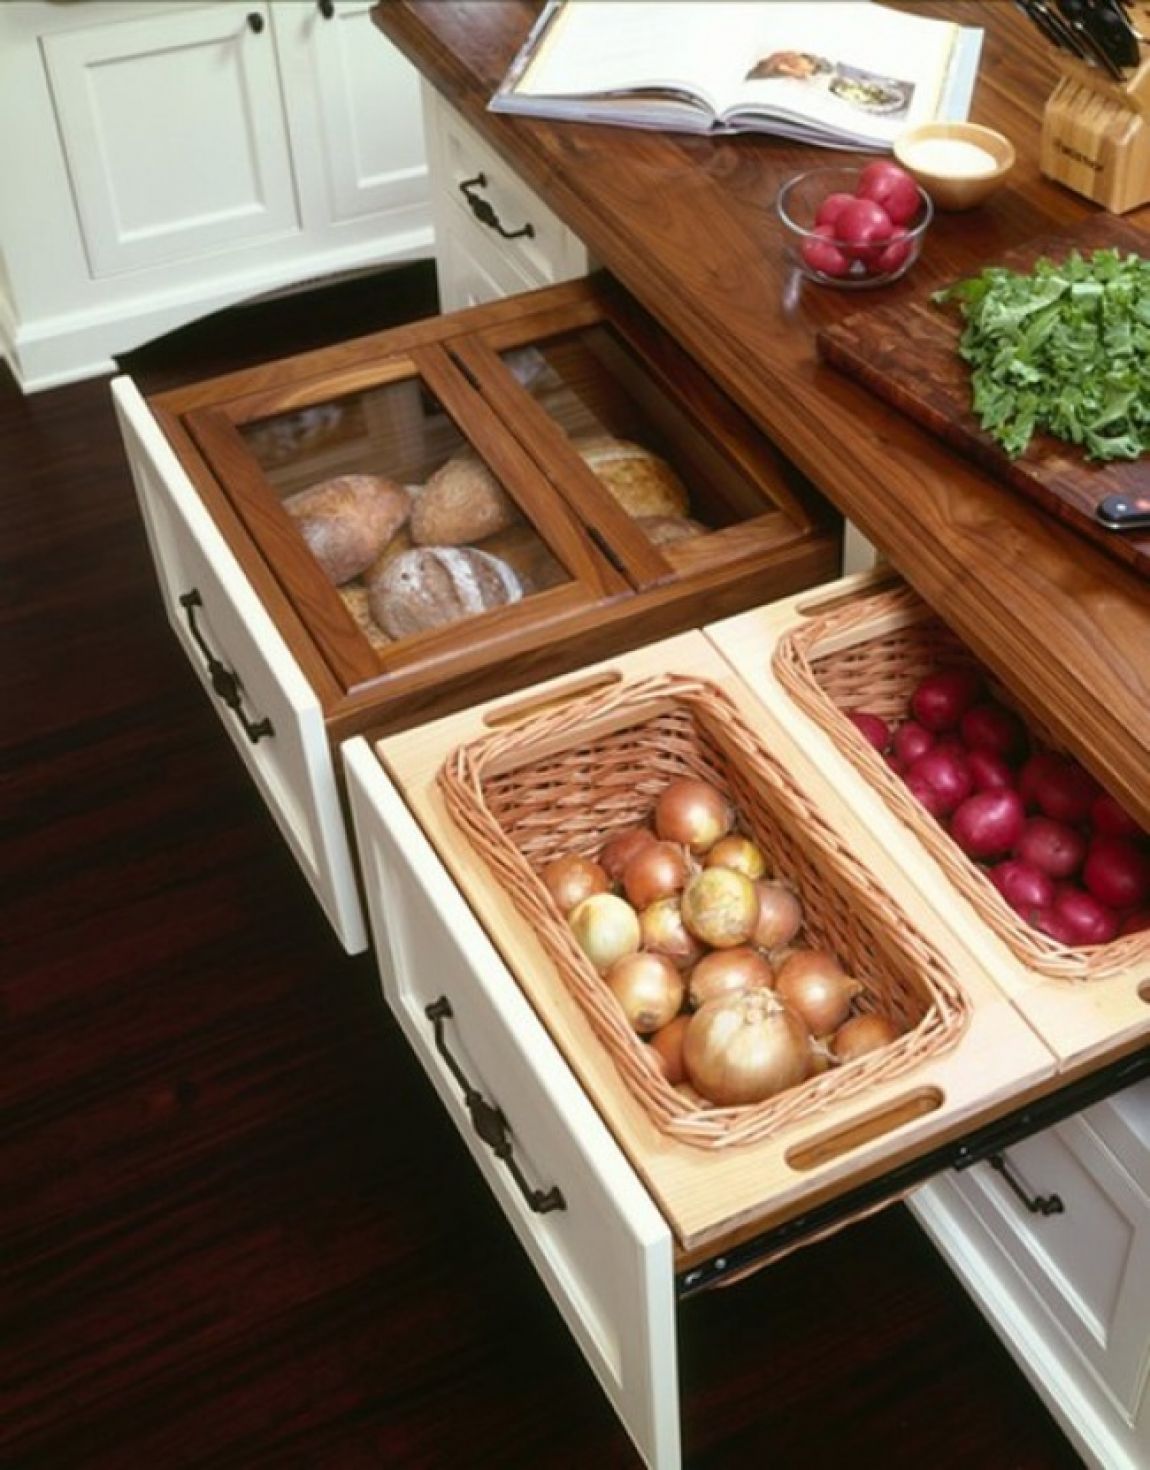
42;3;299;277
343;738;681;1470
275;0;428;229
112;377;367;954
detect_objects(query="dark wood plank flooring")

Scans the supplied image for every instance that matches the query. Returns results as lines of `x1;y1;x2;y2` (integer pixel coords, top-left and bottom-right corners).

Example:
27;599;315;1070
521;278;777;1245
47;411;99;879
0;263;1086;1469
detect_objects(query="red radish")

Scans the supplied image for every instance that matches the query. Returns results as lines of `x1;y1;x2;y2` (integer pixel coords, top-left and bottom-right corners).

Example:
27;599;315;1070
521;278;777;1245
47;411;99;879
966;747;1014;792
1090;793;1146;842
832;197;894;261
855;161;921;225
867;228;912;276
846;710;890;752
815;192;857;229
801;226;852;278
1014;816;1087;880
989;860;1055;917
905;747;972;815
960;702;1028;762
1021;751;1100;824
911;668;984;732
893;720;935;766
1082;837;1150;912
1119;909;1150;936
1050;887;1120;947
950;789;1025;859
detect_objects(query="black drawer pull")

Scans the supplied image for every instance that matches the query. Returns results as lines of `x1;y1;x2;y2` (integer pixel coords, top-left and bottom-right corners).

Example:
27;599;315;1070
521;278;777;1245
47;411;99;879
246;11;265;33
425;997;566;1215
178;590;274;745
317;0;335;16
458;174;536;241
988;1152;1065;1216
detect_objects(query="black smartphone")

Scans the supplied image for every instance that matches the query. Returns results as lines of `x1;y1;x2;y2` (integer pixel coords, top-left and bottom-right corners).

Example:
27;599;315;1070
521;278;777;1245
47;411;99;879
1095;493;1150;531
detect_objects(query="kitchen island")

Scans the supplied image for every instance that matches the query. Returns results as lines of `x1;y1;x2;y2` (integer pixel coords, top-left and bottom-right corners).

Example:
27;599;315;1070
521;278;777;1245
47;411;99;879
372;0;1150;834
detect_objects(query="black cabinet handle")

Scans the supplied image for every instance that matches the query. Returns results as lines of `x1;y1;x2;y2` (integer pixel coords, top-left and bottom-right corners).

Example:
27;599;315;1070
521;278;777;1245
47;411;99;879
178;590;274;745
247;11;265;33
458;174;536;241
988;1152;1065;1216
318;0;335;17
425;997;566;1215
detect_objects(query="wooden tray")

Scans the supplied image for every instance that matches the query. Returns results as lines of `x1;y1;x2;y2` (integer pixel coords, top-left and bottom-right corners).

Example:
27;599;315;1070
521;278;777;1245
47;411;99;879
817;216;1149;578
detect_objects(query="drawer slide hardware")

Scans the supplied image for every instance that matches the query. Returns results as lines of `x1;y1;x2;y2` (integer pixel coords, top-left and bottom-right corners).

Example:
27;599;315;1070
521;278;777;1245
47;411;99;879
987;1152;1065;1216
425;997;566;1215
458;175;536;241
179;590;275;744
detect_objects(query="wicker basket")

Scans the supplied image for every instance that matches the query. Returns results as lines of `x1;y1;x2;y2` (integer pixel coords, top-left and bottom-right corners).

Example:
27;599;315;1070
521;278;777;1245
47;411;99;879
772;582;1150;984
438;673;970;1150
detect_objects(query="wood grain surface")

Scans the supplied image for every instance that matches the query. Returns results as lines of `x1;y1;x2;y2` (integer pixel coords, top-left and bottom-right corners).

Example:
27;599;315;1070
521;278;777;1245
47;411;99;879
373;0;1150;834
819;214;1150;576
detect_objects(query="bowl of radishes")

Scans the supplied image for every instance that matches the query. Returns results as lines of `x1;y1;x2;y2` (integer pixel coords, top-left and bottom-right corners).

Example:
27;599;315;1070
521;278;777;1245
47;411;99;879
776;161;933;289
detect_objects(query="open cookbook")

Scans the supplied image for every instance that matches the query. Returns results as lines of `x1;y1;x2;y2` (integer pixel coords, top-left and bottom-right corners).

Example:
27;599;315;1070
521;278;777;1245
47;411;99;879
490;0;984;151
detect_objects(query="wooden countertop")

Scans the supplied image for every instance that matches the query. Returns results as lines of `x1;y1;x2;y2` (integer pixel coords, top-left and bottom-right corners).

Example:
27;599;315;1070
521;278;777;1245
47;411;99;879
373;0;1150;829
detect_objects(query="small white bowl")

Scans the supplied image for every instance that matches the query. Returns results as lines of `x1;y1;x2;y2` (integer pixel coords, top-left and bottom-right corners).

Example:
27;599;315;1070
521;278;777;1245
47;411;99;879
893;122;1015;212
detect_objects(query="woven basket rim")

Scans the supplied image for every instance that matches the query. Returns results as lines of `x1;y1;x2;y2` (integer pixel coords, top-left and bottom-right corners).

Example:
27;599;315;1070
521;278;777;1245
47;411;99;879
773;583;1150;986
437;671;971;1151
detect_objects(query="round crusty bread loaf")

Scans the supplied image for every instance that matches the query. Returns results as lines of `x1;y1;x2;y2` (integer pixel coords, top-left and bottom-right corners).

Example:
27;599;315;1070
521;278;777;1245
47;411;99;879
477;525;567;593
573;436;691;518
367;546;524;639
411;455;522;546
284;474;411;585
338;583;392;652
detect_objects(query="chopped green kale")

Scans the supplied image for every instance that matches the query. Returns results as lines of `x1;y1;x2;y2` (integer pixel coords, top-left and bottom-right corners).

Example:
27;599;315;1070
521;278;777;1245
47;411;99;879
933;248;1150;462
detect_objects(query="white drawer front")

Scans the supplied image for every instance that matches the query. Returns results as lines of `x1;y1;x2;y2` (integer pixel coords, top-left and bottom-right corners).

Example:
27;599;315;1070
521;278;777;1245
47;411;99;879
112;377;365;953
342;738;680;1470
946;1115;1150;1416
434;205;543;313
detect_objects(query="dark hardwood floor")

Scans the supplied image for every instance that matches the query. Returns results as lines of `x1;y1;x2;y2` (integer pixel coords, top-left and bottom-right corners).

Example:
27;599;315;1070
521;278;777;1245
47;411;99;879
0;263;1086;1470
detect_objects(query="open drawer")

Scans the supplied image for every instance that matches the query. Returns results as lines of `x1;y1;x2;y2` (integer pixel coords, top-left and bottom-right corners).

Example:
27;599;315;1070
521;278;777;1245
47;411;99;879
114;275;839;952
704;571;1150;1074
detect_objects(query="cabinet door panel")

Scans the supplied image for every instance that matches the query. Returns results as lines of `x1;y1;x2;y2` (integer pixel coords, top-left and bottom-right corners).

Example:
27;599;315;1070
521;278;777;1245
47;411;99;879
112;377;366;953
343;738;681;1470
43;3;298;276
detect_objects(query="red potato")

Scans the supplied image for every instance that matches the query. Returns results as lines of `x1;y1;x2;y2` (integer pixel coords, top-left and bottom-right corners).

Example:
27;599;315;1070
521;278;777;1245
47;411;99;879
855;160;921;225
1014;816;1087;880
1090;793;1147;842
966;746;1014;792
989;859;1055;917
905;746;972;815
1049;887;1120;947
867;228;912;276
893;720;935;766
1019;751;1100;823
846;709;891;751
910;668;984;732
960;701;1029;762
1082;837;1150;912
950;788;1025;859
815;191;858;229
830;197;894;261
801;225;852;278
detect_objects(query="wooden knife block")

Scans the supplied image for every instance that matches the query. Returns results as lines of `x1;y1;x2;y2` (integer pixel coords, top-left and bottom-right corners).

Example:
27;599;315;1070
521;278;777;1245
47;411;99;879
1041;34;1150;213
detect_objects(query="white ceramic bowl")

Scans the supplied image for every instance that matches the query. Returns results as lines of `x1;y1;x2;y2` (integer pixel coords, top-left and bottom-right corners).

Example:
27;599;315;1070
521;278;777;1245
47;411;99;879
893;122;1016;211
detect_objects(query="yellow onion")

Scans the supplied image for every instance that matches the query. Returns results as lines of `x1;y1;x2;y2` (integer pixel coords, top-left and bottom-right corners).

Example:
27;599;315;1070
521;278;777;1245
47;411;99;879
684;989;811;1106
680;867;758;949
831;1012;902;1062
654;778;734;855
687;946;773;1009
704;834;768;881
599;825;658;884
622;840;690;910
542;852;610;915
639;896;707;970
568;893;641;972
605;952;684;1034
648;1014;692;1084
751;881;804;951
773;948;861;1036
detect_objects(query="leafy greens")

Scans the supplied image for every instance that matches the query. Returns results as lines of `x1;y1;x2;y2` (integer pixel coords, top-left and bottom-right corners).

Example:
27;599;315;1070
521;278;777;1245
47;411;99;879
933;248;1150;462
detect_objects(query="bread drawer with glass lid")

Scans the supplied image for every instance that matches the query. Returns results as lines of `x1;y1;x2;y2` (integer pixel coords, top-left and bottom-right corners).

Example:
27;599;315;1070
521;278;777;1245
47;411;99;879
344;626;1148;1470
113;275;839;952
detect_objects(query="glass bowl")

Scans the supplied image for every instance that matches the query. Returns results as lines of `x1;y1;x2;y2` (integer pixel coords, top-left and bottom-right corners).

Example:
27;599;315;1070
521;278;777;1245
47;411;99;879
776;165;933;290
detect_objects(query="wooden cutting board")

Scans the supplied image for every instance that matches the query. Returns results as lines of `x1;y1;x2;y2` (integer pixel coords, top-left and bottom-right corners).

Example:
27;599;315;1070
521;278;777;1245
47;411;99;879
817;216;1149;577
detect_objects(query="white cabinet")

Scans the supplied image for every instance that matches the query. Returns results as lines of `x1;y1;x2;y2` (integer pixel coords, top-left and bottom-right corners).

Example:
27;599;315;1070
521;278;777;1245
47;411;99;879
912;1083;1150;1470
0;1;431;391
420;82;590;311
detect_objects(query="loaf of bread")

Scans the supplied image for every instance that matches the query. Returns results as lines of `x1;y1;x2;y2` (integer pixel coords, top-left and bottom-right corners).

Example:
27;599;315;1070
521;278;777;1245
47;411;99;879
635;514;708;546
477;525;566;593
367;546;524;639
411;455;522;546
284;474;411;585
573;436;691;518
338;583;392;652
